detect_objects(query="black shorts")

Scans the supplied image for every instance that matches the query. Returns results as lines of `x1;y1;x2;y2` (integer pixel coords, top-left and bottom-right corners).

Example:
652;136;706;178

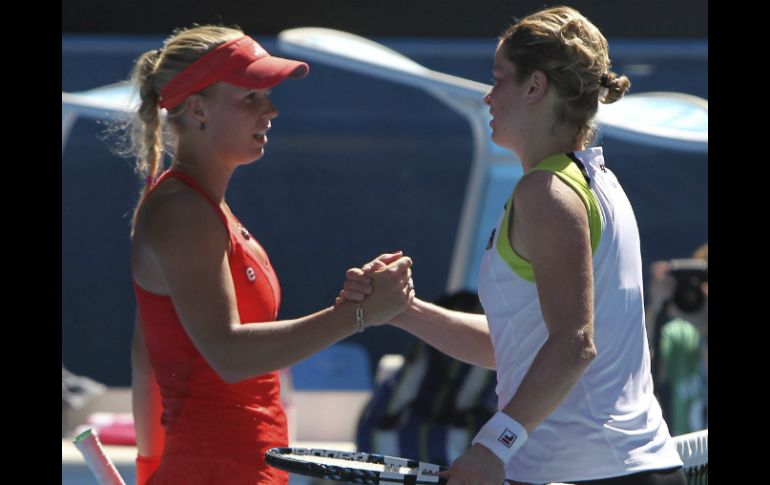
570;466;687;485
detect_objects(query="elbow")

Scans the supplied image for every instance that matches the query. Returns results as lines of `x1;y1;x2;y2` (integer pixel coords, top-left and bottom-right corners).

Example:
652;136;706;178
203;325;278;384
217;361;272;385
202;345;244;385
218;370;243;385
210;352;248;384
580;341;597;364
212;358;247;385
575;332;597;365
208;334;269;384
204;326;252;384
553;331;596;367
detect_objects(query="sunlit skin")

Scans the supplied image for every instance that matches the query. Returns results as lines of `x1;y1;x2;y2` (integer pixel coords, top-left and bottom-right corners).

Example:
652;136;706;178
484;47;531;153
484;44;583;171
166;84;279;202
130;83;275;217
196;84;278;165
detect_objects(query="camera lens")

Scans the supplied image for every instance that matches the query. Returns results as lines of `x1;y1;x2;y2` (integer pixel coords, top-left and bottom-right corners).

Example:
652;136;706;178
668;259;707;313
672;274;705;313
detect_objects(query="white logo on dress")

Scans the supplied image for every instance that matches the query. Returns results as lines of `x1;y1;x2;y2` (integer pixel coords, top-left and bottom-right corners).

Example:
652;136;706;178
246;267;257;282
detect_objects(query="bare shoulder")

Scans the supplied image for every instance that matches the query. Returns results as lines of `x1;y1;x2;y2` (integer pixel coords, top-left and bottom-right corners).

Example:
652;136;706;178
513;170;586;228
133;181;228;260
512;169;590;271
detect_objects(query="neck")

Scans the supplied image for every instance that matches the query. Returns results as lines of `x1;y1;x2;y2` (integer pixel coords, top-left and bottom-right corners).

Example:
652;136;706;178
515;103;583;171
519;133;583;172
171;152;233;204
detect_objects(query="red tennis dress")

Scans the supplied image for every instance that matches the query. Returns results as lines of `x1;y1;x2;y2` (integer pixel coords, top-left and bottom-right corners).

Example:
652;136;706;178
133;169;289;484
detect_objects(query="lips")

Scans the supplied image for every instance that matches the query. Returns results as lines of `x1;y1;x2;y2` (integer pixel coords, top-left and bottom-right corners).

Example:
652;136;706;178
252;120;272;145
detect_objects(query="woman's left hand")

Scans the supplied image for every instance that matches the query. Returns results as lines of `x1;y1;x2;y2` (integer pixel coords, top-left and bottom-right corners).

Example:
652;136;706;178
438;444;505;485
335;251;411;306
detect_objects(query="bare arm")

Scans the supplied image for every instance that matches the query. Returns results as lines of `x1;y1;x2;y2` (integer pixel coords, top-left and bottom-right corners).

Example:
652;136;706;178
390;299;495;369
131;312;165;457
338;254;494;368
135;192;412;384
500;171;596;431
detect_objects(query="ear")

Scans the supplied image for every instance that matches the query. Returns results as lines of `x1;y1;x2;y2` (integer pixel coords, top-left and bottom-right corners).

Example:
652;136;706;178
184;94;208;124
525;70;549;103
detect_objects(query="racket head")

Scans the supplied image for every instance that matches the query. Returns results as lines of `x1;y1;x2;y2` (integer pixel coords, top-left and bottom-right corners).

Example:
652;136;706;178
265;447;447;484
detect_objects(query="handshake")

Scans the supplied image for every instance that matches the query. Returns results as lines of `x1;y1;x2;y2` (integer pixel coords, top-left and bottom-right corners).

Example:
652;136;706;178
334;251;416;329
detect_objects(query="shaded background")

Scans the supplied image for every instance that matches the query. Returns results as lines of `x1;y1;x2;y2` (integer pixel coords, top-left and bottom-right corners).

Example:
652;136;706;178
62;1;708;386
63;0;707;38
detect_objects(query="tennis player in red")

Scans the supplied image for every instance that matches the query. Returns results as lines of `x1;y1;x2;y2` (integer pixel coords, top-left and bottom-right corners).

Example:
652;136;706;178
126;25;414;485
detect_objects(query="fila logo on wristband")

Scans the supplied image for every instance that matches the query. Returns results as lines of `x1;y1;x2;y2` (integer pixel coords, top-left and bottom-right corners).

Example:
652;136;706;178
472;412;528;464
499;428;517;447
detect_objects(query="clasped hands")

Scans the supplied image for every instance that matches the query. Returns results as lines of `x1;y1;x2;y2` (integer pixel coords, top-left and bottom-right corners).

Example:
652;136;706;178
335;251;415;328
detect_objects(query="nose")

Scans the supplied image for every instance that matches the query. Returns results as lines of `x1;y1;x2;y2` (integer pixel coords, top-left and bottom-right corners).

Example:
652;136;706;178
483;91;492;106
265;97;279;119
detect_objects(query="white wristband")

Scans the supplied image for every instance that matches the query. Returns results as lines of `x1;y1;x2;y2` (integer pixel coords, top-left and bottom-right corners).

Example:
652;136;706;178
471;411;528;464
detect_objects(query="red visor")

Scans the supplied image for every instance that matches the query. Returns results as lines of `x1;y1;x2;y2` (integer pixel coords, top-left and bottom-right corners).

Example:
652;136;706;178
158;36;309;110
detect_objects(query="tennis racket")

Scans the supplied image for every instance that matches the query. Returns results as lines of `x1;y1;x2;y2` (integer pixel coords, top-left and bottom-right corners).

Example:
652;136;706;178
72;428;127;485
265;447;447;484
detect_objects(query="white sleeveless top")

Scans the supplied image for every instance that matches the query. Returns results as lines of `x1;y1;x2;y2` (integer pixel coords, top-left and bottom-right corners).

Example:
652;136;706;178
477;147;682;483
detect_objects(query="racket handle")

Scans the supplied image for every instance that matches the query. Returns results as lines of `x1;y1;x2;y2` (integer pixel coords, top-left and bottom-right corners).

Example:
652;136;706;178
73;428;127;485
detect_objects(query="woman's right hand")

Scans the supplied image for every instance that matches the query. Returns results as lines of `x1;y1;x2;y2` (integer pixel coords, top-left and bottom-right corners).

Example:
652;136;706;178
335;251;408;305
336;252;414;327
362;254;414;326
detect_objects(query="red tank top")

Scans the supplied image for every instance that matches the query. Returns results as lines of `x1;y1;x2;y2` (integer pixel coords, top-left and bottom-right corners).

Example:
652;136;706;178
133;170;288;481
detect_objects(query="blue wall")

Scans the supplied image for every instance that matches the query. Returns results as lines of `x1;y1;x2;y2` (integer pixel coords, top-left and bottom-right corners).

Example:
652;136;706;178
62;36;707;385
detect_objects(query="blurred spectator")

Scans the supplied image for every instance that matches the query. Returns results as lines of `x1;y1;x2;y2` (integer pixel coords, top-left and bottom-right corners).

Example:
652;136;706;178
646;244;708;435
62;363;106;436
62;364;106;411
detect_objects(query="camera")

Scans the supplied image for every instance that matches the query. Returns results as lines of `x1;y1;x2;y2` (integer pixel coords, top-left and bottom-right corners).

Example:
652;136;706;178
668;259;708;313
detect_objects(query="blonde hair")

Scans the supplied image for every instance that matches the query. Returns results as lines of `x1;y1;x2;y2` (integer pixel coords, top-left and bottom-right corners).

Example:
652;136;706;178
123;25;244;226
499;6;631;146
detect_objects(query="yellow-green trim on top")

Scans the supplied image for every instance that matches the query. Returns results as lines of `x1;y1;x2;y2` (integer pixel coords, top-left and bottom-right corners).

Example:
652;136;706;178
496;153;604;282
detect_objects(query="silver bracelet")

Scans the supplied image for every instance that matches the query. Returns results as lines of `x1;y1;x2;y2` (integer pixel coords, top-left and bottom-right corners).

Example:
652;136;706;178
355;305;365;332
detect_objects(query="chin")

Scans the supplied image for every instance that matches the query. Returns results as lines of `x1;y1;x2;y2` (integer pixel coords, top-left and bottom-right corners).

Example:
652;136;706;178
244;150;265;164
491;131;517;153
490;132;513;151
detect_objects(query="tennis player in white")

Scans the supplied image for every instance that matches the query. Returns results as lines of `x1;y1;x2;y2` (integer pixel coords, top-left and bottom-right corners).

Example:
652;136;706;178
339;6;685;485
